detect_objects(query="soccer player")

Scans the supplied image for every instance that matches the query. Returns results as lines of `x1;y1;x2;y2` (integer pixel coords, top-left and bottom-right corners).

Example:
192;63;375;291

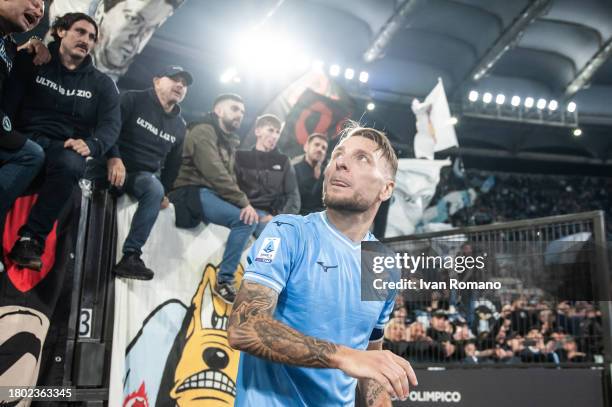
228;125;417;406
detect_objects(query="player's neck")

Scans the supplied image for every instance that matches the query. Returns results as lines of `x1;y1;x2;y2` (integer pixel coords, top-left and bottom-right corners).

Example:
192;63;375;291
326;209;375;242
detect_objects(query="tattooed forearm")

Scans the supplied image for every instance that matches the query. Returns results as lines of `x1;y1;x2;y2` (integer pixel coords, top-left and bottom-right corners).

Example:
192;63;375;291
228;281;338;368
357;341;392;406
359;378;391;407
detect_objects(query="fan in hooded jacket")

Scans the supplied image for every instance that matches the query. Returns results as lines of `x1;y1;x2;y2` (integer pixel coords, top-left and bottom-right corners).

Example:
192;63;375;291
2;12;120;271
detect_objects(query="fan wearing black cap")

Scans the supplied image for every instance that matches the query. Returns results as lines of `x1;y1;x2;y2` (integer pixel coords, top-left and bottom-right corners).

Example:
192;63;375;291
103;65;192;280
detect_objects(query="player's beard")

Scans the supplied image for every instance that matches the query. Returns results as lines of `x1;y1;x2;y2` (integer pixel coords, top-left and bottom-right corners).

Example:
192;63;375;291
323;187;371;213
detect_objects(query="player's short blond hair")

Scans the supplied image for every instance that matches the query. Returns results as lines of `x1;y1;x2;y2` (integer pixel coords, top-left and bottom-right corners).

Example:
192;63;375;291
336;123;398;179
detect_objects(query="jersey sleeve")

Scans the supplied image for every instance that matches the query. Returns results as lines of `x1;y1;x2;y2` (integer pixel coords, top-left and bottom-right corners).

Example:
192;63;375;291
375;293;396;330
243;215;301;293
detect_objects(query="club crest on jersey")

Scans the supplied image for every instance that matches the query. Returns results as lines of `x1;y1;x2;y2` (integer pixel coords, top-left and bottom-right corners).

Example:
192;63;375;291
255;237;280;263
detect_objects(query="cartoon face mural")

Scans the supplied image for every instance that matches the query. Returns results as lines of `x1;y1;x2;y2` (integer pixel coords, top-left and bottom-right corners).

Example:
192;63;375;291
170;264;243;406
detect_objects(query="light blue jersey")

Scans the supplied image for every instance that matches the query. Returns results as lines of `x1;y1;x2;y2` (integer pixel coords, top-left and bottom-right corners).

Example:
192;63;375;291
235;211;396;407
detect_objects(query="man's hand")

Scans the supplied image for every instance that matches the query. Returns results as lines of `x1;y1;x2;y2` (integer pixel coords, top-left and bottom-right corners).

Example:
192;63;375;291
107;157;126;187
240;204;258;225
64;138;91;157
161;196;170;209
333;346;417;401
17;38;51;65
260;214;273;223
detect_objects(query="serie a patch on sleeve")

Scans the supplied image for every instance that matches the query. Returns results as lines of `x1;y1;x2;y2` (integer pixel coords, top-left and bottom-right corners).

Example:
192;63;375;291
255;237;281;263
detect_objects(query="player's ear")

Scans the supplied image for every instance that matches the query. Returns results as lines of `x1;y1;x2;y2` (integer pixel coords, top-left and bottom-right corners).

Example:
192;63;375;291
380;179;395;202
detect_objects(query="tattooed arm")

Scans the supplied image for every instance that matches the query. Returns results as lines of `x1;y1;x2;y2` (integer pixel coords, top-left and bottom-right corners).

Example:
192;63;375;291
227;280;338;367
357;341;392;407
228;281;418;400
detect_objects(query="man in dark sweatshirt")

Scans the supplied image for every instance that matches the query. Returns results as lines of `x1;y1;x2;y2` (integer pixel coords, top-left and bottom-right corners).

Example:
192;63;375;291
101;66;191;280
235;113;300;236
293;133;328;215
0;0;46;272
173;93;253;303
3;12;121;270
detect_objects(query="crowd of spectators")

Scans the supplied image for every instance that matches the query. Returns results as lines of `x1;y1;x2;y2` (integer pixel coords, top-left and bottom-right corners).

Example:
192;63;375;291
384;294;604;365
0;7;329;303
435;166;612;238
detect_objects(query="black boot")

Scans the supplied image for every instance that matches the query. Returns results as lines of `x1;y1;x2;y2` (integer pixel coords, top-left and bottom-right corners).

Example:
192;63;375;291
9;236;44;271
113;252;154;280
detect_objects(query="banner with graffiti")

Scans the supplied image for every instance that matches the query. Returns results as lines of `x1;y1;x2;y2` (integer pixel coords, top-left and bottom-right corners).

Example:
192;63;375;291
49;0;187;81
109;196;248;407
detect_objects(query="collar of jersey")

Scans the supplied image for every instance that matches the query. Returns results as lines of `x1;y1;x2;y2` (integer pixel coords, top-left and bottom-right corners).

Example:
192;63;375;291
320;211;372;251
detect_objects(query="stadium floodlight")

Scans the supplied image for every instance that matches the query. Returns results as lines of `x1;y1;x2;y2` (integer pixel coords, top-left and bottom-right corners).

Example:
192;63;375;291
567;101;577;113
573;128;582;137
329;64;341;77
468;90;479;102
450;117;458;125
220;67;238;83
495;94;505;105
296;54;310;71
524;97;534;108
511;96;521;107
312;60;324;72
344;68;355;80
548;100;558;111
367;102;375;111
536;98;547;110
359;71;369;83
482;92;493;104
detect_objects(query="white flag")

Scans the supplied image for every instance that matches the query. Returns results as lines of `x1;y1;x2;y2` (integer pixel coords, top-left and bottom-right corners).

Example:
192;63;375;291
385;158;451;238
413;79;459;159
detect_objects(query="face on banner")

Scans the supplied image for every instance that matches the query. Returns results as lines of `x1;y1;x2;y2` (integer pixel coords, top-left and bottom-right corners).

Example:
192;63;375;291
94;0;184;76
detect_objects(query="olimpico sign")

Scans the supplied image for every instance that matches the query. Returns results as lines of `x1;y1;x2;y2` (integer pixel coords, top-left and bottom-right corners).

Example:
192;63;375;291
408;391;462;403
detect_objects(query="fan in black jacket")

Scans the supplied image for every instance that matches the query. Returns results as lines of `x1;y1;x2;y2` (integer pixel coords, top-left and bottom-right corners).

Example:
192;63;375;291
235;114;300;236
96;66;191;281
0;0;46;273
3;13;120;271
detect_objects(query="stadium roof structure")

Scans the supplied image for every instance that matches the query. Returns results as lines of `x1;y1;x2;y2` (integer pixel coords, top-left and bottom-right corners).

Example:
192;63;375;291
121;0;612;166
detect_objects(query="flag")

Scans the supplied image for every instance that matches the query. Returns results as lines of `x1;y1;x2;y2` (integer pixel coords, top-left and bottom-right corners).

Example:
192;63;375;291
412;79;459;159
480;175;495;194
421;188;477;225
0;192;79;406
385;158;451;238
279;89;354;157
49;0;187;81
452;157;465;179
244;71;355;158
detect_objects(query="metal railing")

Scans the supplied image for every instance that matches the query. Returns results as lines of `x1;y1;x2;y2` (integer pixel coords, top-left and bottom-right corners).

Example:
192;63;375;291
381;211;611;370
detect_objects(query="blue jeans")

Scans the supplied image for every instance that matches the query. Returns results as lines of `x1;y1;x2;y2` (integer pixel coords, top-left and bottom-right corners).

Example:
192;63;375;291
0;140;45;219
83;160;164;256
122;172;165;255
199;188;264;284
